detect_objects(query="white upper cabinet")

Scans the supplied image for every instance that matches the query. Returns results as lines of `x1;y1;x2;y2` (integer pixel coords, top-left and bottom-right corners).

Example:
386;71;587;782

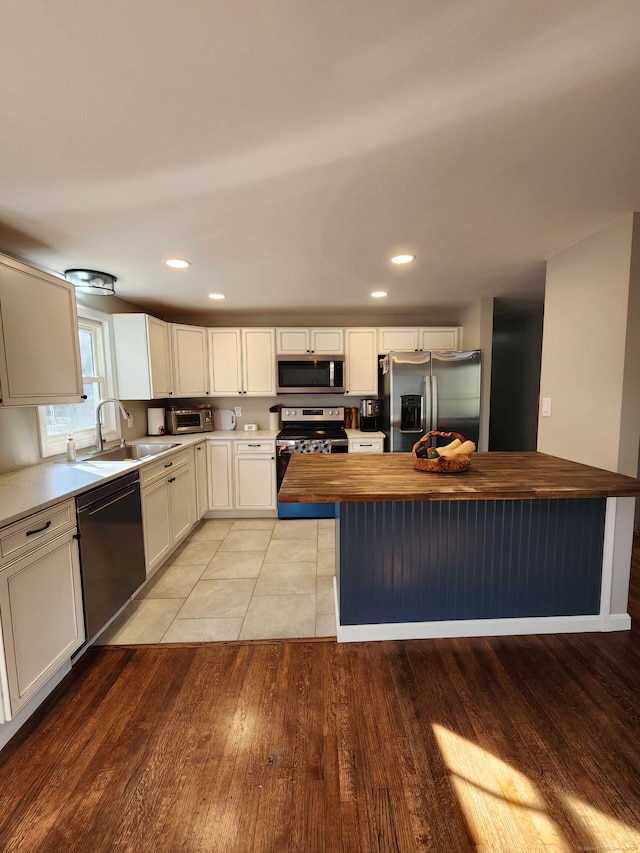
276;328;344;354
418;327;461;351
113;314;174;400
209;328;276;396
171;323;209;397
0;254;84;406
378;326;461;353
243;329;276;395
344;328;378;396
208;328;242;395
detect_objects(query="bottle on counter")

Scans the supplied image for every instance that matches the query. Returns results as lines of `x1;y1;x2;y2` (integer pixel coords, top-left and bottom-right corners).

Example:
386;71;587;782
65;436;76;462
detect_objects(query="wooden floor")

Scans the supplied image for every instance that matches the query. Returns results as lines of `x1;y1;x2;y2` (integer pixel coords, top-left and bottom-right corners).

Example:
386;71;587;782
1;541;639;852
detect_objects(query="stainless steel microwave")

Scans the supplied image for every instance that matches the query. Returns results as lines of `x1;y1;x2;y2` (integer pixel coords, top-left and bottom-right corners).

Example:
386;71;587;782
276;355;345;394
166;407;214;434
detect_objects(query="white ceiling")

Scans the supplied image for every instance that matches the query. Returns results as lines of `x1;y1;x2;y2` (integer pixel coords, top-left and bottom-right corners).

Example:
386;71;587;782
1;0;640;319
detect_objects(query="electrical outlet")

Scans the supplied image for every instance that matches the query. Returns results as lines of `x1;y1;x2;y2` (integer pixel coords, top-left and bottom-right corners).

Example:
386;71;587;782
127;416;134;428
234;407;242;416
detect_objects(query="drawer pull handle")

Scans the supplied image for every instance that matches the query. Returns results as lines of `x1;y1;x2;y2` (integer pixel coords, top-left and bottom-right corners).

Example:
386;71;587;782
164;461;173;468
168;476;176;483
248;443;260;447
26;520;52;537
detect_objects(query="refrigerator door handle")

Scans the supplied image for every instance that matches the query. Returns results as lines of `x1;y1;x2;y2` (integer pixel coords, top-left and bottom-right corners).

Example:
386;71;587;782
423;374;433;432
431;374;438;432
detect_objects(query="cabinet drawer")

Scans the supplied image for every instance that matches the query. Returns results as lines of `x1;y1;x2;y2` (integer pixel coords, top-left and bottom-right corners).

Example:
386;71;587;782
349;439;384;453
0;500;76;566
234;440;276;453
140;448;191;488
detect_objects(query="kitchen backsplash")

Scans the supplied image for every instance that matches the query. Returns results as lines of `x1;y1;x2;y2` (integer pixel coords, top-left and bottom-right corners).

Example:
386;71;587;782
0;394;370;476
0;400;149;476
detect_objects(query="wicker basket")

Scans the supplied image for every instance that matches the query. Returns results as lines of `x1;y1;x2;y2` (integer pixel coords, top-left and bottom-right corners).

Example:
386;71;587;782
412;431;471;473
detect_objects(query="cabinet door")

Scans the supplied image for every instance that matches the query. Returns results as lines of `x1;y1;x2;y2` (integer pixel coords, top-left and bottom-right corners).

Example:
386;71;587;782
113;314;173;399
276;328;343;354
169;464;194;543
148;316;174;397
0;256;83;406
345;328;378;396
276;328;309;353
242;329;276;395
310;328;344;353
194;442;209;519
417;327;461;351
0;532;84;716
171;324;209;396
208;329;242;395
377;327;418;353
234;454;276;510
207;441;234;510
141;478;172;574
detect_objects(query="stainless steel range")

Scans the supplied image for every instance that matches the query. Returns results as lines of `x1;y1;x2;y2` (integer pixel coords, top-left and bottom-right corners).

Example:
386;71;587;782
276;406;347;518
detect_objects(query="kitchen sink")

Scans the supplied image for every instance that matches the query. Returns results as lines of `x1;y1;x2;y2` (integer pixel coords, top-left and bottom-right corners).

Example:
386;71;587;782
84;442;180;462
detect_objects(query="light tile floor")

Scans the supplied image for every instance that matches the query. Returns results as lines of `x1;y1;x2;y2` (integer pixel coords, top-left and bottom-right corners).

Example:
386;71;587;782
96;517;337;645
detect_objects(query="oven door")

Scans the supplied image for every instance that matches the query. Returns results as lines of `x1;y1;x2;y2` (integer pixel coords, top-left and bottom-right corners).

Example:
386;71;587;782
276;441;345;518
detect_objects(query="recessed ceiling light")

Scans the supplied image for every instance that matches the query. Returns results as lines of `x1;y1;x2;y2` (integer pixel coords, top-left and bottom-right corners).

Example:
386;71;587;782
390;254;415;265
371;291;388;298
208;292;225;300
165;258;191;269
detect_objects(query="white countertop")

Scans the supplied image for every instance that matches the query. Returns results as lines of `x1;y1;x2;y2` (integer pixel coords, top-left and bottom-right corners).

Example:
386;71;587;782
206;430;279;440
0;428;384;528
0;435;204;528
346;429;385;438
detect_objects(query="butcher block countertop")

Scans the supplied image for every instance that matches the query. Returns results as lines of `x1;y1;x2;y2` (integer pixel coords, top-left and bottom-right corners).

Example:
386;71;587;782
278;451;640;503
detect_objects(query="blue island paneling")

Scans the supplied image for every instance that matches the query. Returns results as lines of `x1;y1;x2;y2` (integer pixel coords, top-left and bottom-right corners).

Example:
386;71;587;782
337;498;606;625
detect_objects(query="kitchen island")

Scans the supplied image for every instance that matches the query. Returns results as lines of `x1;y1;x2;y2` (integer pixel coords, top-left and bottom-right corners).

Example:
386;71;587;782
278;451;640;641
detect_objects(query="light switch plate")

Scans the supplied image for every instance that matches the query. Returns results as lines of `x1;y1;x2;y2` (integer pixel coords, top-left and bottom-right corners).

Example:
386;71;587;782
542;397;552;417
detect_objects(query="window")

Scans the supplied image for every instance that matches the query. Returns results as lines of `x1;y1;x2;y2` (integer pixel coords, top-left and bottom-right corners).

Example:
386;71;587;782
38;307;120;457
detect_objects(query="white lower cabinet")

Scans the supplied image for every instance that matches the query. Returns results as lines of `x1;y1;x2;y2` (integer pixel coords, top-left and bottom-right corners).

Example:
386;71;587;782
207;440;234;511
207;438;277;515
348;436;385;453
194;441;209;519
0;500;84;719
234;441;277;511
140;448;196;575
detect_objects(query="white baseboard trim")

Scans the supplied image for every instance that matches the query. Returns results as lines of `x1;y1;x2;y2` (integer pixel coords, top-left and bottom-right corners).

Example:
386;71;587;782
600;612;632;631
0;662;71;751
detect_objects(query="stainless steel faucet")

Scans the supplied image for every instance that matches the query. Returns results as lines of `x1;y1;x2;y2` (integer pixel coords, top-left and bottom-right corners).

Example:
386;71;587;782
95;397;130;451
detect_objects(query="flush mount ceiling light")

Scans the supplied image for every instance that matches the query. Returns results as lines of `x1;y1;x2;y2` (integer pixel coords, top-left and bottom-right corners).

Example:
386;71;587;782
165;258;191;269
64;269;116;295
390;254;415;265
208;292;225;300
371;291;388;298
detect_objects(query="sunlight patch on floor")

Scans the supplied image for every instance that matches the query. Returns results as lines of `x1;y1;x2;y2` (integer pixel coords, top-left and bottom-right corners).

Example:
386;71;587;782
560;790;640;849
432;723;569;851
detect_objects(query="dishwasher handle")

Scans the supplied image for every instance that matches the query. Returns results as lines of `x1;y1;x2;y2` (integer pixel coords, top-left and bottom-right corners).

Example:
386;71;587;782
76;471;141;513
85;486;138;516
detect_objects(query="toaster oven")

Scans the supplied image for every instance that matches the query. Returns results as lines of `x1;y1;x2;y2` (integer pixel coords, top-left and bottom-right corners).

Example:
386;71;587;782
166;407;214;434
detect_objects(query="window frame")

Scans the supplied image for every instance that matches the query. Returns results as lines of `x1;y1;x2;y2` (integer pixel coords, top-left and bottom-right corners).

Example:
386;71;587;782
37;306;121;457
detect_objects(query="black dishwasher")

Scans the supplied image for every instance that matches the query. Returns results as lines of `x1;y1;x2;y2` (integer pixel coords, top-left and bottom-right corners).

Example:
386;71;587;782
76;471;146;641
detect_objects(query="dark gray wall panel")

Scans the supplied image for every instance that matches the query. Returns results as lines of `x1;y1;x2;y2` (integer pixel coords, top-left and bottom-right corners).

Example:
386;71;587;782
338;499;605;625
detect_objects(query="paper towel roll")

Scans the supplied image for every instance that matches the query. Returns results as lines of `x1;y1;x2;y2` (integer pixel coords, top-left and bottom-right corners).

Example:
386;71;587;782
269;411;280;431
147;408;166;435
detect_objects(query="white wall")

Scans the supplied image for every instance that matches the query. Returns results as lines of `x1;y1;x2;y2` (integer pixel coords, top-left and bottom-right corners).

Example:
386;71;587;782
537;212;640;618
460;297;494;451
538;214;639;475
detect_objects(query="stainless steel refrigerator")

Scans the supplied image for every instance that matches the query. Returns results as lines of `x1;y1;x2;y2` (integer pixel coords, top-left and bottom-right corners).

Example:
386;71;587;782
380;350;481;452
